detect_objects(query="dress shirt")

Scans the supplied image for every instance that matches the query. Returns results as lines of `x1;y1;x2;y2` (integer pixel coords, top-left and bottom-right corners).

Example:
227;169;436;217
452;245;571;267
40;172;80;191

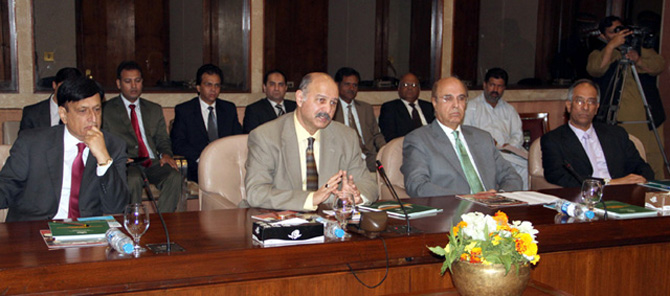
120;95;157;159
568;122;611;179
436;122;486;190
199;97;217;133
294;114;321;211
463;93;523;148
339;98;365;145
49;95;60;127
54;127;113;219
401;99;428;125
267;98;285;116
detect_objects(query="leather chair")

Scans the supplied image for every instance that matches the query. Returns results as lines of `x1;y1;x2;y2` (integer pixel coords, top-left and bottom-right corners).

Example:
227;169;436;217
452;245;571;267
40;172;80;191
3;121;20;145
0;145;10;222
375;137;409;200
199;134;248;210
528;134;647;190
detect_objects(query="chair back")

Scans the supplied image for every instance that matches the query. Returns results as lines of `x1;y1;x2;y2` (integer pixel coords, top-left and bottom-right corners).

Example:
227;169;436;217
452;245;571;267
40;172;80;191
199;134;248;210
375;137;409;200
0;145;10;222
520;113;548;147
528;138;561;190
3;121;20;145
628;134;646;161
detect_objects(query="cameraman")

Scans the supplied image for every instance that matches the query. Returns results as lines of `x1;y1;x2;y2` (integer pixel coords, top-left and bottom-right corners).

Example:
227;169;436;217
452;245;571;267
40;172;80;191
587;15;666;178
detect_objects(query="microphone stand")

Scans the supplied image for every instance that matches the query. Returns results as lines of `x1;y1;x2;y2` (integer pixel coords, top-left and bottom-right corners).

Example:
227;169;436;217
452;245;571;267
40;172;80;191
129;158;185;253
375;160;419;235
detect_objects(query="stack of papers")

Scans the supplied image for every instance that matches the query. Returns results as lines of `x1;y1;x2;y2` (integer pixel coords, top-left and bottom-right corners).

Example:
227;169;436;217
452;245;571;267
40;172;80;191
456;191;560;208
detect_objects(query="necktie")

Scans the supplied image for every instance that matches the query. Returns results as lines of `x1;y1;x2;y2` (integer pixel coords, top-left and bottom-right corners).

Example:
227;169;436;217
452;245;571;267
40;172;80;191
68;143;86;219
452;131;485;193
275;104;285;116
129;104;151;167
306;137;318;191
410;102;422;129
207;106;218;142
582;133;610;179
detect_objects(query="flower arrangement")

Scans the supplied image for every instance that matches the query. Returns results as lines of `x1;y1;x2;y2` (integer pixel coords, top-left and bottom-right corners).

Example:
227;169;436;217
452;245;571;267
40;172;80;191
428;211;540;275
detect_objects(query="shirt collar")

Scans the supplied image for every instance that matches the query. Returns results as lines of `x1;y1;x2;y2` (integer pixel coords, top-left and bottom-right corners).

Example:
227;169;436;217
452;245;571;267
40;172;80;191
294;113;321;141
437;120;462;139
63;125;83;148
120;94;140;109
568;121;594;139
267;98;284;107
199;97;216;109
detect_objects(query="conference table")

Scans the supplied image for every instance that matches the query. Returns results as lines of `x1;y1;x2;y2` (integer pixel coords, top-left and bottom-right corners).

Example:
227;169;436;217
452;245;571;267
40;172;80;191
1;184;669;295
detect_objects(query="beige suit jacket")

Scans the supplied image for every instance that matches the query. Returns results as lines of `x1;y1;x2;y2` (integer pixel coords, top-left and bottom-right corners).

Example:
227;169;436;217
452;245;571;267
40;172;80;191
333;99;386;171
243;113;378;211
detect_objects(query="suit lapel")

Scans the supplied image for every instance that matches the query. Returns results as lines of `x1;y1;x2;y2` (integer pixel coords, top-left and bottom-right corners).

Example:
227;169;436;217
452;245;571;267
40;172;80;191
47;127;65;200
193;99;209;137
429;122;467;180
319;125;337;184
561;125;593;173
280;117;302;189
262;99;279;120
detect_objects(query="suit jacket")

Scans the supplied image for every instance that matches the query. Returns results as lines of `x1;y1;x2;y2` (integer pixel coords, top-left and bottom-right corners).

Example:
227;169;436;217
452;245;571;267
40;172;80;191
243;113;378;211
0;125;128;222
243;98;297;133
333;99;386;171
378;98;435;142
401;121;522;197
102;96;173;159
20;97;52;131
170;97;243;181
541;122;654;188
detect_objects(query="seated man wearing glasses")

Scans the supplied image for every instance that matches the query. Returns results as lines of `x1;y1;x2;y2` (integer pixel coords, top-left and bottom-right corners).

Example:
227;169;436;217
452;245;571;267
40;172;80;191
378;73;435;142
541;79;654;188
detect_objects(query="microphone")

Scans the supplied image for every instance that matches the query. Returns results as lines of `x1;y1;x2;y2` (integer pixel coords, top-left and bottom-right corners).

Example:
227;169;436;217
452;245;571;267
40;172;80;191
375;160;418;234
563;160;585;185
127;158;184;253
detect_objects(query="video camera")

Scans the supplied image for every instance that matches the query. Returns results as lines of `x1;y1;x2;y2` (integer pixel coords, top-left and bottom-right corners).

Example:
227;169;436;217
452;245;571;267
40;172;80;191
614;25;656;55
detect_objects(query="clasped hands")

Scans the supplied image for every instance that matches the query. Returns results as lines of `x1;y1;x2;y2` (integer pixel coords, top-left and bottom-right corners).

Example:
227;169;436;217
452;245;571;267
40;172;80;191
312;170;362;206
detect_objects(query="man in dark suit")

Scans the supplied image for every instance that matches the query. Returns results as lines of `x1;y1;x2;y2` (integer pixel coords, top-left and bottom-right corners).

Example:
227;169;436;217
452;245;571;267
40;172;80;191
332;67;386;172
378;73;435;142
0;77;128;222
243;69;297;133
542;79;653;188
171;64;243;182
401;77;522;197
102;61;180;213
20;67;83;131
243;73;377;211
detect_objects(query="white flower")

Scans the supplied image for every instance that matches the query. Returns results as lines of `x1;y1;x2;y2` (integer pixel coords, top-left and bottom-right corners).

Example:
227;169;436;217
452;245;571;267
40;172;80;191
512;220;539;242
460;212;497;241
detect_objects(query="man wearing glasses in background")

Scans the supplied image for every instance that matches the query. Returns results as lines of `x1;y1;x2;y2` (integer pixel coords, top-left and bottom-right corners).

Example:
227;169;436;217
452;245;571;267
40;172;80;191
378;73;435;142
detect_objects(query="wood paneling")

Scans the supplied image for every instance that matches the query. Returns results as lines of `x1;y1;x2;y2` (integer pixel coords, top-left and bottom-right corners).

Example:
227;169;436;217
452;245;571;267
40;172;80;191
450;0;479;85
409;0;434;87
263;0;328;88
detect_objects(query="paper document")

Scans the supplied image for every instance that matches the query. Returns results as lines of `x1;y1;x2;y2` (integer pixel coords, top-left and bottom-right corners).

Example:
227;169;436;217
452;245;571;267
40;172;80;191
498;191;561;205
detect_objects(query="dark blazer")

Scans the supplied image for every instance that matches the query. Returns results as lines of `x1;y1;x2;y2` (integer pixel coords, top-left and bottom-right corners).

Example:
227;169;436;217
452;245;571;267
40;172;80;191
541;122;654;188
170;97;243;181
102;96;173;159
0;125;129;222
243;98;297;133
20;97;52;132
401;121;522;197
333;99;386;171
378;98;435;142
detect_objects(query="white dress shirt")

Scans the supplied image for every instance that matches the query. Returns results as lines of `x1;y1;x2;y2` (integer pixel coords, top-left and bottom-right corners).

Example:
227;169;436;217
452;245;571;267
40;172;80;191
463;93;523;148
400;99;428;125
268;98;285;116
568;122;611;179
339;98;365;145
199;97;217;133
49;95;60;127
120;95;156;159
436;121;486;190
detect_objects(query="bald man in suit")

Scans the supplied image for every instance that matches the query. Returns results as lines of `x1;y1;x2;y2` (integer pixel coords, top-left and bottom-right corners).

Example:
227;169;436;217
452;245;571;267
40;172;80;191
243;73;377;211
401;77;522;197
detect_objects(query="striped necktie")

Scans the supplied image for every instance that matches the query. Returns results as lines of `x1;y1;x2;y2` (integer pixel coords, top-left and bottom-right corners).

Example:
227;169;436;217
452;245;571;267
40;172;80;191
306;137;318;191
452;130;484;193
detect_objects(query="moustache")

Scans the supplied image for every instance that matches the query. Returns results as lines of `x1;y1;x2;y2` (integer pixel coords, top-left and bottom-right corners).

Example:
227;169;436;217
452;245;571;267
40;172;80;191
315;112;331;120
490;92;499;96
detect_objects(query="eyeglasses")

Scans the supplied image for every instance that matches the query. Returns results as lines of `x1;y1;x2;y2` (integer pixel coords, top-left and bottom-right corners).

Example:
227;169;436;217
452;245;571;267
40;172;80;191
400;82;418;88
573;98;598;106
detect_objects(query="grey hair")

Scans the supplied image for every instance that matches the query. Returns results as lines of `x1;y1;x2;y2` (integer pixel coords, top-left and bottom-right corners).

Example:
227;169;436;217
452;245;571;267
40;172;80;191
431;76;469;100
567;79;600;103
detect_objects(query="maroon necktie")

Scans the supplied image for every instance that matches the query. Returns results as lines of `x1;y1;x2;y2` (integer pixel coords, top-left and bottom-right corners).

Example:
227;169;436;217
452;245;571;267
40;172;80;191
129;104;151;167
68;143;86;219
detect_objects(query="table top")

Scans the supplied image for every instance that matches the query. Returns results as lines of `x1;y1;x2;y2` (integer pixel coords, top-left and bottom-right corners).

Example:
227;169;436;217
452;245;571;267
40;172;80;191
1;184;668;294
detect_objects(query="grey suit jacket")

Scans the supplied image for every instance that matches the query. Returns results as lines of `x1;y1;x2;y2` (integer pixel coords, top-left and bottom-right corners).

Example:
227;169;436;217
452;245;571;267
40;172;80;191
20;97;52;131
243;112;378;211
102;96;173;159
401;121;522;197
0;125;129;222
333;99;386;171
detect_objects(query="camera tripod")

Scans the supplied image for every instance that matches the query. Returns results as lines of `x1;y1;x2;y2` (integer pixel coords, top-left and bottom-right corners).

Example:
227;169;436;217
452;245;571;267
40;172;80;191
600;56;670;175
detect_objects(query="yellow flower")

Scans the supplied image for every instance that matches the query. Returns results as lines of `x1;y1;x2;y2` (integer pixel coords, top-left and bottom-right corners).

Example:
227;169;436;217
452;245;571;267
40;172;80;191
492;234;502;246
514;233;538;257
452;221;467;237
530;254;540;265
464;241;477;252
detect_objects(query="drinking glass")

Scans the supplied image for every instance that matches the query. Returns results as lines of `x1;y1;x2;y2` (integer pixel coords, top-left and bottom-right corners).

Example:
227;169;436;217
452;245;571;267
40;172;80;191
332;192;355;231
124;203;150;256
581;179;603;211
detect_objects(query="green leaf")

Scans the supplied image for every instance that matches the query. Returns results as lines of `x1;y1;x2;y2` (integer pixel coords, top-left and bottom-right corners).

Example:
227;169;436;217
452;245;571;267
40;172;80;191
428;245;447;256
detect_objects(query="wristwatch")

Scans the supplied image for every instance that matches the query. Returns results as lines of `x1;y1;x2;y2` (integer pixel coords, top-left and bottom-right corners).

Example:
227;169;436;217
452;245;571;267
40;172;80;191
97;158;113;166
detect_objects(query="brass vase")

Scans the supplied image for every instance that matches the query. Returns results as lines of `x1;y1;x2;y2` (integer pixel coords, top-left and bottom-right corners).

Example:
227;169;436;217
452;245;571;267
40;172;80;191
450;260;530;296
